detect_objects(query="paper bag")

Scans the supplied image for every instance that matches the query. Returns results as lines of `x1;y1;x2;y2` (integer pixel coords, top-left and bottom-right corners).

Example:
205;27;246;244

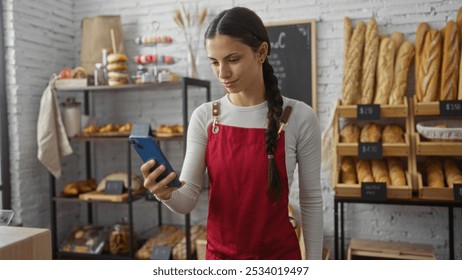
80;15;125;73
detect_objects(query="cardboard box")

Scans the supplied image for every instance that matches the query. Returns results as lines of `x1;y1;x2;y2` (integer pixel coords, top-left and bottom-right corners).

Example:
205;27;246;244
0;226;52;259
347;238;435;260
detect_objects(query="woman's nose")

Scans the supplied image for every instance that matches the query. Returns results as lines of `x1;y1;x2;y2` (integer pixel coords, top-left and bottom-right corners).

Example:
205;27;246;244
218;64;230;79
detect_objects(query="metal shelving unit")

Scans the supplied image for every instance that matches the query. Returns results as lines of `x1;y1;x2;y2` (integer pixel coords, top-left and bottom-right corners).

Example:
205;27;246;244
50;77;211;259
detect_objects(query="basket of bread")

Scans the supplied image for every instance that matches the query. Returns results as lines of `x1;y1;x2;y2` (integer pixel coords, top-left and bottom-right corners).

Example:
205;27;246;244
416;120;462;142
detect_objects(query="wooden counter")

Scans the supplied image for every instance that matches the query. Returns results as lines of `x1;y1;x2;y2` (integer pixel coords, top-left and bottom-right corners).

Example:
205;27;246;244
0;226;52;259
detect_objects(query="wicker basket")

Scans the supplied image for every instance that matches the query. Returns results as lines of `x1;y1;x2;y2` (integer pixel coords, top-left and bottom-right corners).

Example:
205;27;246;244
416;119;462;141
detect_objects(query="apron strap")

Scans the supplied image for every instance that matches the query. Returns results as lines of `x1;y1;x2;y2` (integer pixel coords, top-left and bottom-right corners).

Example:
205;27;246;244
278;106;293;137
212;101;220;134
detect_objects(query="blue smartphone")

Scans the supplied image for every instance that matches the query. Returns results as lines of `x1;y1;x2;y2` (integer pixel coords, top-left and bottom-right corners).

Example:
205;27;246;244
129;136;181;188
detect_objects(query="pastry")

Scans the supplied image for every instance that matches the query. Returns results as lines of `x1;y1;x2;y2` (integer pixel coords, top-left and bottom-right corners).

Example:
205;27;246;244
387;157;406;186
360;122;382;142
382;124;405;143
342;21;366;105
389;41;415;105
360;18;379;104
371;159;391;185
340;123;360;143
374;37;396;105
341;157;357;184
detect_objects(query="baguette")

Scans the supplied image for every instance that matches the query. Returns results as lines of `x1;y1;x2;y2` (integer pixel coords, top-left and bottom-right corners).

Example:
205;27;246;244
341;157;357;184
360;18;379;104
443;158;462;188
457;7;462;40
415;22;430;102
342;17;353;104
425;157;445;188
419;29;442;102
371;160;391;185
374;37;396;105
390;32;404;53
387;157;406;186
356;159;374;183
389;41;415;105
342;21;366;105
440;21;460;101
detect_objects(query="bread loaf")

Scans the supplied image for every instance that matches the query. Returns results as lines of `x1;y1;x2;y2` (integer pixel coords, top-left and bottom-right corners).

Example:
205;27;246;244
425;157;445;188
360;18;379;104
443;158;462;188
374;37;396;105
389;41;415;105
360;122;382;142
382;124;405;143
419;29;442;102
415;23;430;102
440;21;460;101
356;159;374;183
342;21;366;105
387;157;406;186
390;32;404;53
340;123;360;143
456;7;462;40
342;17;353;104
341;157;357;184
371;159;391;185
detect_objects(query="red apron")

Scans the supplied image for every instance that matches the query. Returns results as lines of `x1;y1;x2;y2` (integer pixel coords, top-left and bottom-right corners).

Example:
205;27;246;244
205;121;301;260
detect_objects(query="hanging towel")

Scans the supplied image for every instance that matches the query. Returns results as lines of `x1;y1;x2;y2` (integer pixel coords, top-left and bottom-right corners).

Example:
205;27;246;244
37;75;73;178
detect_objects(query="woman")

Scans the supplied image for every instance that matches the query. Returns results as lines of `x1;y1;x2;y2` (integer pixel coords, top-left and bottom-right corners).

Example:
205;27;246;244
141;7;323;260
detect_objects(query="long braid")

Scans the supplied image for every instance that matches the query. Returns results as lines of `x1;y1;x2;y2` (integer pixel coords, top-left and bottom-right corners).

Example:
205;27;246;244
263;60;283;201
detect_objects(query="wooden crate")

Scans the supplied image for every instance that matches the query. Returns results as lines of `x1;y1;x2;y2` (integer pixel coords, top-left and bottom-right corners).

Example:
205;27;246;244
417;173;454;201
336;98;408;118
347;238;435;260
336;135;410;157
333;167;412;199
412;96;439;116
415;134;462;156
79;189;143;202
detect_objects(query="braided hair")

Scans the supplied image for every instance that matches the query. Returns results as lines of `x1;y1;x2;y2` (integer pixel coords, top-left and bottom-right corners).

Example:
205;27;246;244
205;7;284;201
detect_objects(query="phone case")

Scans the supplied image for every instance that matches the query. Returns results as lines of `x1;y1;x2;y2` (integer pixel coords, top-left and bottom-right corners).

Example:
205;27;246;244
129;136;181;188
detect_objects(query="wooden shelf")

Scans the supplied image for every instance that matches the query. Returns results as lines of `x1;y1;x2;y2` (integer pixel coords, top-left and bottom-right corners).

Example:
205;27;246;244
415;134;462;156
336;98;408;118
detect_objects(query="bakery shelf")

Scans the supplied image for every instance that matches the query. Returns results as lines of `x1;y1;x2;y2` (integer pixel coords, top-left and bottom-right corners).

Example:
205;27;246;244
333;169;412;199
412;96;440;116
417;173;454;201
415;134;462;156
57;251;133;260
336;98;408;118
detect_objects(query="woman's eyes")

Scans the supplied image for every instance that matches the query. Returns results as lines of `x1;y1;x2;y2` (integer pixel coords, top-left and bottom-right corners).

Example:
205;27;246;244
210;58;239;65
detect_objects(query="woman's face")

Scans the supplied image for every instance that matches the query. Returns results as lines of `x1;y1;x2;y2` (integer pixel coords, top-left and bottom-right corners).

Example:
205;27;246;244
206;34;264;95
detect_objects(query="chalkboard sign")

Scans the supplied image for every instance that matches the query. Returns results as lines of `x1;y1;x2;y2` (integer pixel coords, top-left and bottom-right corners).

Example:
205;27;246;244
266;20;317;112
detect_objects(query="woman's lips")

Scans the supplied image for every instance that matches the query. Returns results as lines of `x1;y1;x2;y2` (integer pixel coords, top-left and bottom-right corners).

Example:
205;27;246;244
223;80;237;87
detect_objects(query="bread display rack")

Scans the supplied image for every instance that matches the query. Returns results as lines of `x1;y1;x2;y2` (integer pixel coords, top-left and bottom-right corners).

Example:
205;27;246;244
50;78;211;260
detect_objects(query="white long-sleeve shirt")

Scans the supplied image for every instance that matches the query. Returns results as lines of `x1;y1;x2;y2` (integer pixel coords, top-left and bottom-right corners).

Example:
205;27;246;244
161;94;324;260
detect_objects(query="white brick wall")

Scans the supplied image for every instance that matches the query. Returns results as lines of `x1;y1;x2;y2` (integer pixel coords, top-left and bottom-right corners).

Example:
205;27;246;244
4;0;462;259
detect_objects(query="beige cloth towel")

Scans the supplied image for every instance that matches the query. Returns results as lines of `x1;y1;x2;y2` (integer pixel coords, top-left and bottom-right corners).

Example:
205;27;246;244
37;75;73;178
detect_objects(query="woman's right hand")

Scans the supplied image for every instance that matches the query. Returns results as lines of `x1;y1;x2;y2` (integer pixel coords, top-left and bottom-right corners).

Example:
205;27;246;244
140;159;177;200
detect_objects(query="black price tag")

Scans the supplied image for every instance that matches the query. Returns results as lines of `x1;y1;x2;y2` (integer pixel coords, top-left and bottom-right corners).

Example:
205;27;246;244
361;182;387;202
439;100;462;117
454;184;462;203
358;142;382;160
130;123;151;137
150;245;172;260
357;104;380;120
104;180;125;195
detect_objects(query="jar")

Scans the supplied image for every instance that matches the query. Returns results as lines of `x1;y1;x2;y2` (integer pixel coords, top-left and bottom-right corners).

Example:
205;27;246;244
61;97;81;137
94;63;107;86
109;222;136;255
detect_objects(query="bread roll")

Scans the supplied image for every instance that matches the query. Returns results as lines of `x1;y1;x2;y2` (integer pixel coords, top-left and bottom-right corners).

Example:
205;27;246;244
415;23;431;102
360;18;379;104
371;159;391;185
387;157;406;186
360;122;382;142
340;123;360;143
356;159;374;183
382;124;405;143
443;158;462;188
374;38;396;105
342;21;366;105
440;21;460;101
389;42;415;105
390;32;404;53
341;157;357;184
425;157;445;188
419;29;442;102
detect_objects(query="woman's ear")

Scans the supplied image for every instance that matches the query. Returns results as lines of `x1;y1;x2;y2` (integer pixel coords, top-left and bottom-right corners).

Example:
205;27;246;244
257;42;269;62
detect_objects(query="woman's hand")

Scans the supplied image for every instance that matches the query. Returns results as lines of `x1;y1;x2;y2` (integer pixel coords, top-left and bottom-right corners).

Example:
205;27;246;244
140;159;178;200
